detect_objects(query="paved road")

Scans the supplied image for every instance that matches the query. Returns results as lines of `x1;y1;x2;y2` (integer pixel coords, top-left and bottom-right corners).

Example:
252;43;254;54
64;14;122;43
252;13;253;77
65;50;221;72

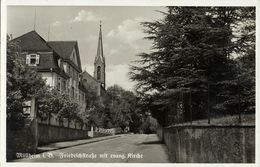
13;134;170;163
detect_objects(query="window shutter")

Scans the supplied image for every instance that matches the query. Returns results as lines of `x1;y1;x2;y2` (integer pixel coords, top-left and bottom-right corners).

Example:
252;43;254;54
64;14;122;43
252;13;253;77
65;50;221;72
26;55;30;64
36;54;40;64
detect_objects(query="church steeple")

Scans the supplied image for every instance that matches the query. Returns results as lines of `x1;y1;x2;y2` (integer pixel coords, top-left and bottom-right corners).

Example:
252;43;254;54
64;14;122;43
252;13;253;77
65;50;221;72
95;21;105;63
94;21;106;88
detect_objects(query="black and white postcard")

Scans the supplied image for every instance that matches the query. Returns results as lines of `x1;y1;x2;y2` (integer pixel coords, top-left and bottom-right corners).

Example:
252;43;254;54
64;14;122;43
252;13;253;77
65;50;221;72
1;0;259;167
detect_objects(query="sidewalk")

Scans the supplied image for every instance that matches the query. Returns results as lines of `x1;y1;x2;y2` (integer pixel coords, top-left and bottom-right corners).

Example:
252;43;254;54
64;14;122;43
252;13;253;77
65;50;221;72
127;134;170;163
37;134;122;153
142;133;163;144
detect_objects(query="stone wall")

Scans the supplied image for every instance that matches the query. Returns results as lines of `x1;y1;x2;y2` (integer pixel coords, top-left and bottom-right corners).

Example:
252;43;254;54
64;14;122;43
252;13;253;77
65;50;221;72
161;125;255;163
38;123;89;145
7;119;38;161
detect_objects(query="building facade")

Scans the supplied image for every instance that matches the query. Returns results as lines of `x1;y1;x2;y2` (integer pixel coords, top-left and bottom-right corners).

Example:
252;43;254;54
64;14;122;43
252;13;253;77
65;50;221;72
12;31;86;112
12;23;106;114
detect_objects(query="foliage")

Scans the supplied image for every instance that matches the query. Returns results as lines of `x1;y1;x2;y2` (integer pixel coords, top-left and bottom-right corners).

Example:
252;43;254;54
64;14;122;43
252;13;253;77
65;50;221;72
85;88;106;127
140;115;158;134
105;85;141;130
38;88;82;124
130;7;255;126
86;84;145;132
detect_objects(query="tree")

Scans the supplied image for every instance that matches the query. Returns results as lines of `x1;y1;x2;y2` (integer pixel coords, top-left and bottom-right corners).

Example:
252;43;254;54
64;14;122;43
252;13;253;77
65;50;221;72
7;36;47;129
38;88;83;127
85;87;106;127
130;7;255;126
140;114;158;134
209;7;255;116
105;85;134;130
89;84;142;131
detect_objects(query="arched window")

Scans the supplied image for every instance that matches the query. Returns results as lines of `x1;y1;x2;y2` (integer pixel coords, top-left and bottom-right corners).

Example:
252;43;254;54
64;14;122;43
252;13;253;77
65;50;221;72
97;66;101;80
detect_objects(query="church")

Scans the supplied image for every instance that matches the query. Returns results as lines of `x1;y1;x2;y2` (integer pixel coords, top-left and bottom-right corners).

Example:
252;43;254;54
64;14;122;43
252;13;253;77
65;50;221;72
81;23;106;96
11;22;106;112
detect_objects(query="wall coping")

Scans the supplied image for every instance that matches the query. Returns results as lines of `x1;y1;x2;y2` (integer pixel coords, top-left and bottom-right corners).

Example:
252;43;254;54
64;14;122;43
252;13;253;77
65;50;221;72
38;122;88;131
165;124;255;129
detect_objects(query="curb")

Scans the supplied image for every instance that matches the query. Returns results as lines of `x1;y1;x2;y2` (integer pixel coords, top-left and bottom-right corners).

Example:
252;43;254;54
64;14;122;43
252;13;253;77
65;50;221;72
37;135;121;153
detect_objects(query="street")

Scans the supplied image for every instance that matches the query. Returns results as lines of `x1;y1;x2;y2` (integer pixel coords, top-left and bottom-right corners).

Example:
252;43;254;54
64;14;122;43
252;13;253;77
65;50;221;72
13;134;170;163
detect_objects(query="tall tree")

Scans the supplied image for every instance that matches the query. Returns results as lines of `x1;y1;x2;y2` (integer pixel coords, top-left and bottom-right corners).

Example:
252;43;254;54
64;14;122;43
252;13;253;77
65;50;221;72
130;7;255;126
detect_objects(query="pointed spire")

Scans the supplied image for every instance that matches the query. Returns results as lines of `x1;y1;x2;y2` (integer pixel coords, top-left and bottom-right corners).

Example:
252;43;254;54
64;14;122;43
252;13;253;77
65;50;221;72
95;21;105;63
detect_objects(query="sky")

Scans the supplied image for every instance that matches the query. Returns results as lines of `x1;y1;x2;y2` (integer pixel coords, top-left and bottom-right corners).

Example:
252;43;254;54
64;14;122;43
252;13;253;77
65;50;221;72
7;6;166;91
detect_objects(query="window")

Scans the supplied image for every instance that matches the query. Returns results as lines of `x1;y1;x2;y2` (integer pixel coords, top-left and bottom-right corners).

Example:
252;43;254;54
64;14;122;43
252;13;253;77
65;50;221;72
26;54;40;66
97;66;101;80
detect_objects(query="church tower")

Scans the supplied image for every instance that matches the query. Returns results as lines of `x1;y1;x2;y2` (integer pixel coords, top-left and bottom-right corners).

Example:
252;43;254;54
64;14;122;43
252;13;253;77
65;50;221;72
94;21;106;88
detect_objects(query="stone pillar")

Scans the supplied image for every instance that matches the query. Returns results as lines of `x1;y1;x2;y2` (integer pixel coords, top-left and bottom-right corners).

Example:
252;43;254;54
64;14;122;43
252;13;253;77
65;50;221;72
24;97;38;153
30;97;38;150
88;126;94;137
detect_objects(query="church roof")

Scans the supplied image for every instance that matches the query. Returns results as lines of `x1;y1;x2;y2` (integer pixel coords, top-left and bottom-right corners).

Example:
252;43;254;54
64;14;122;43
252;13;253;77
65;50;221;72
95;23;105;64
12;31;52;51
48;41;82;72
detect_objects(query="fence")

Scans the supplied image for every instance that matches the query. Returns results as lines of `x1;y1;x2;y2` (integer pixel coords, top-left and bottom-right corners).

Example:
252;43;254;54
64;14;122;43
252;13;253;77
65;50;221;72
88;127;122;137
38;113;89;130
163;86;255;127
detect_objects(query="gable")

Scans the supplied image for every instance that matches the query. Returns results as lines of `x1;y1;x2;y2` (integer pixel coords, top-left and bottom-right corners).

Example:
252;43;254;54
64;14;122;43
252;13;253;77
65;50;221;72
47;41;82;72
70;48;78;67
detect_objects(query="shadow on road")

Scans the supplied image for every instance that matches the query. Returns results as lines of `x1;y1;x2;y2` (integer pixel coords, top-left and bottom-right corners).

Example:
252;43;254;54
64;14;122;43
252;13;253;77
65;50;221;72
141;140;163;144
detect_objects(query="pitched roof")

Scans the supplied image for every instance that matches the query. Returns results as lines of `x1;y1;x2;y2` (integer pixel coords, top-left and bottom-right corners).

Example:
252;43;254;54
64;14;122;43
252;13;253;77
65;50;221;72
12;31;52;52
47;41;77;59
47;41;82;72
37;53;59;70
12;31;67;76
11;31;81;76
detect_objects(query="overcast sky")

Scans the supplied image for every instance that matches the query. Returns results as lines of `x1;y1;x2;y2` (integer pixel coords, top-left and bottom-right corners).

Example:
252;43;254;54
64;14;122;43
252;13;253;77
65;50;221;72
7;6;166;91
